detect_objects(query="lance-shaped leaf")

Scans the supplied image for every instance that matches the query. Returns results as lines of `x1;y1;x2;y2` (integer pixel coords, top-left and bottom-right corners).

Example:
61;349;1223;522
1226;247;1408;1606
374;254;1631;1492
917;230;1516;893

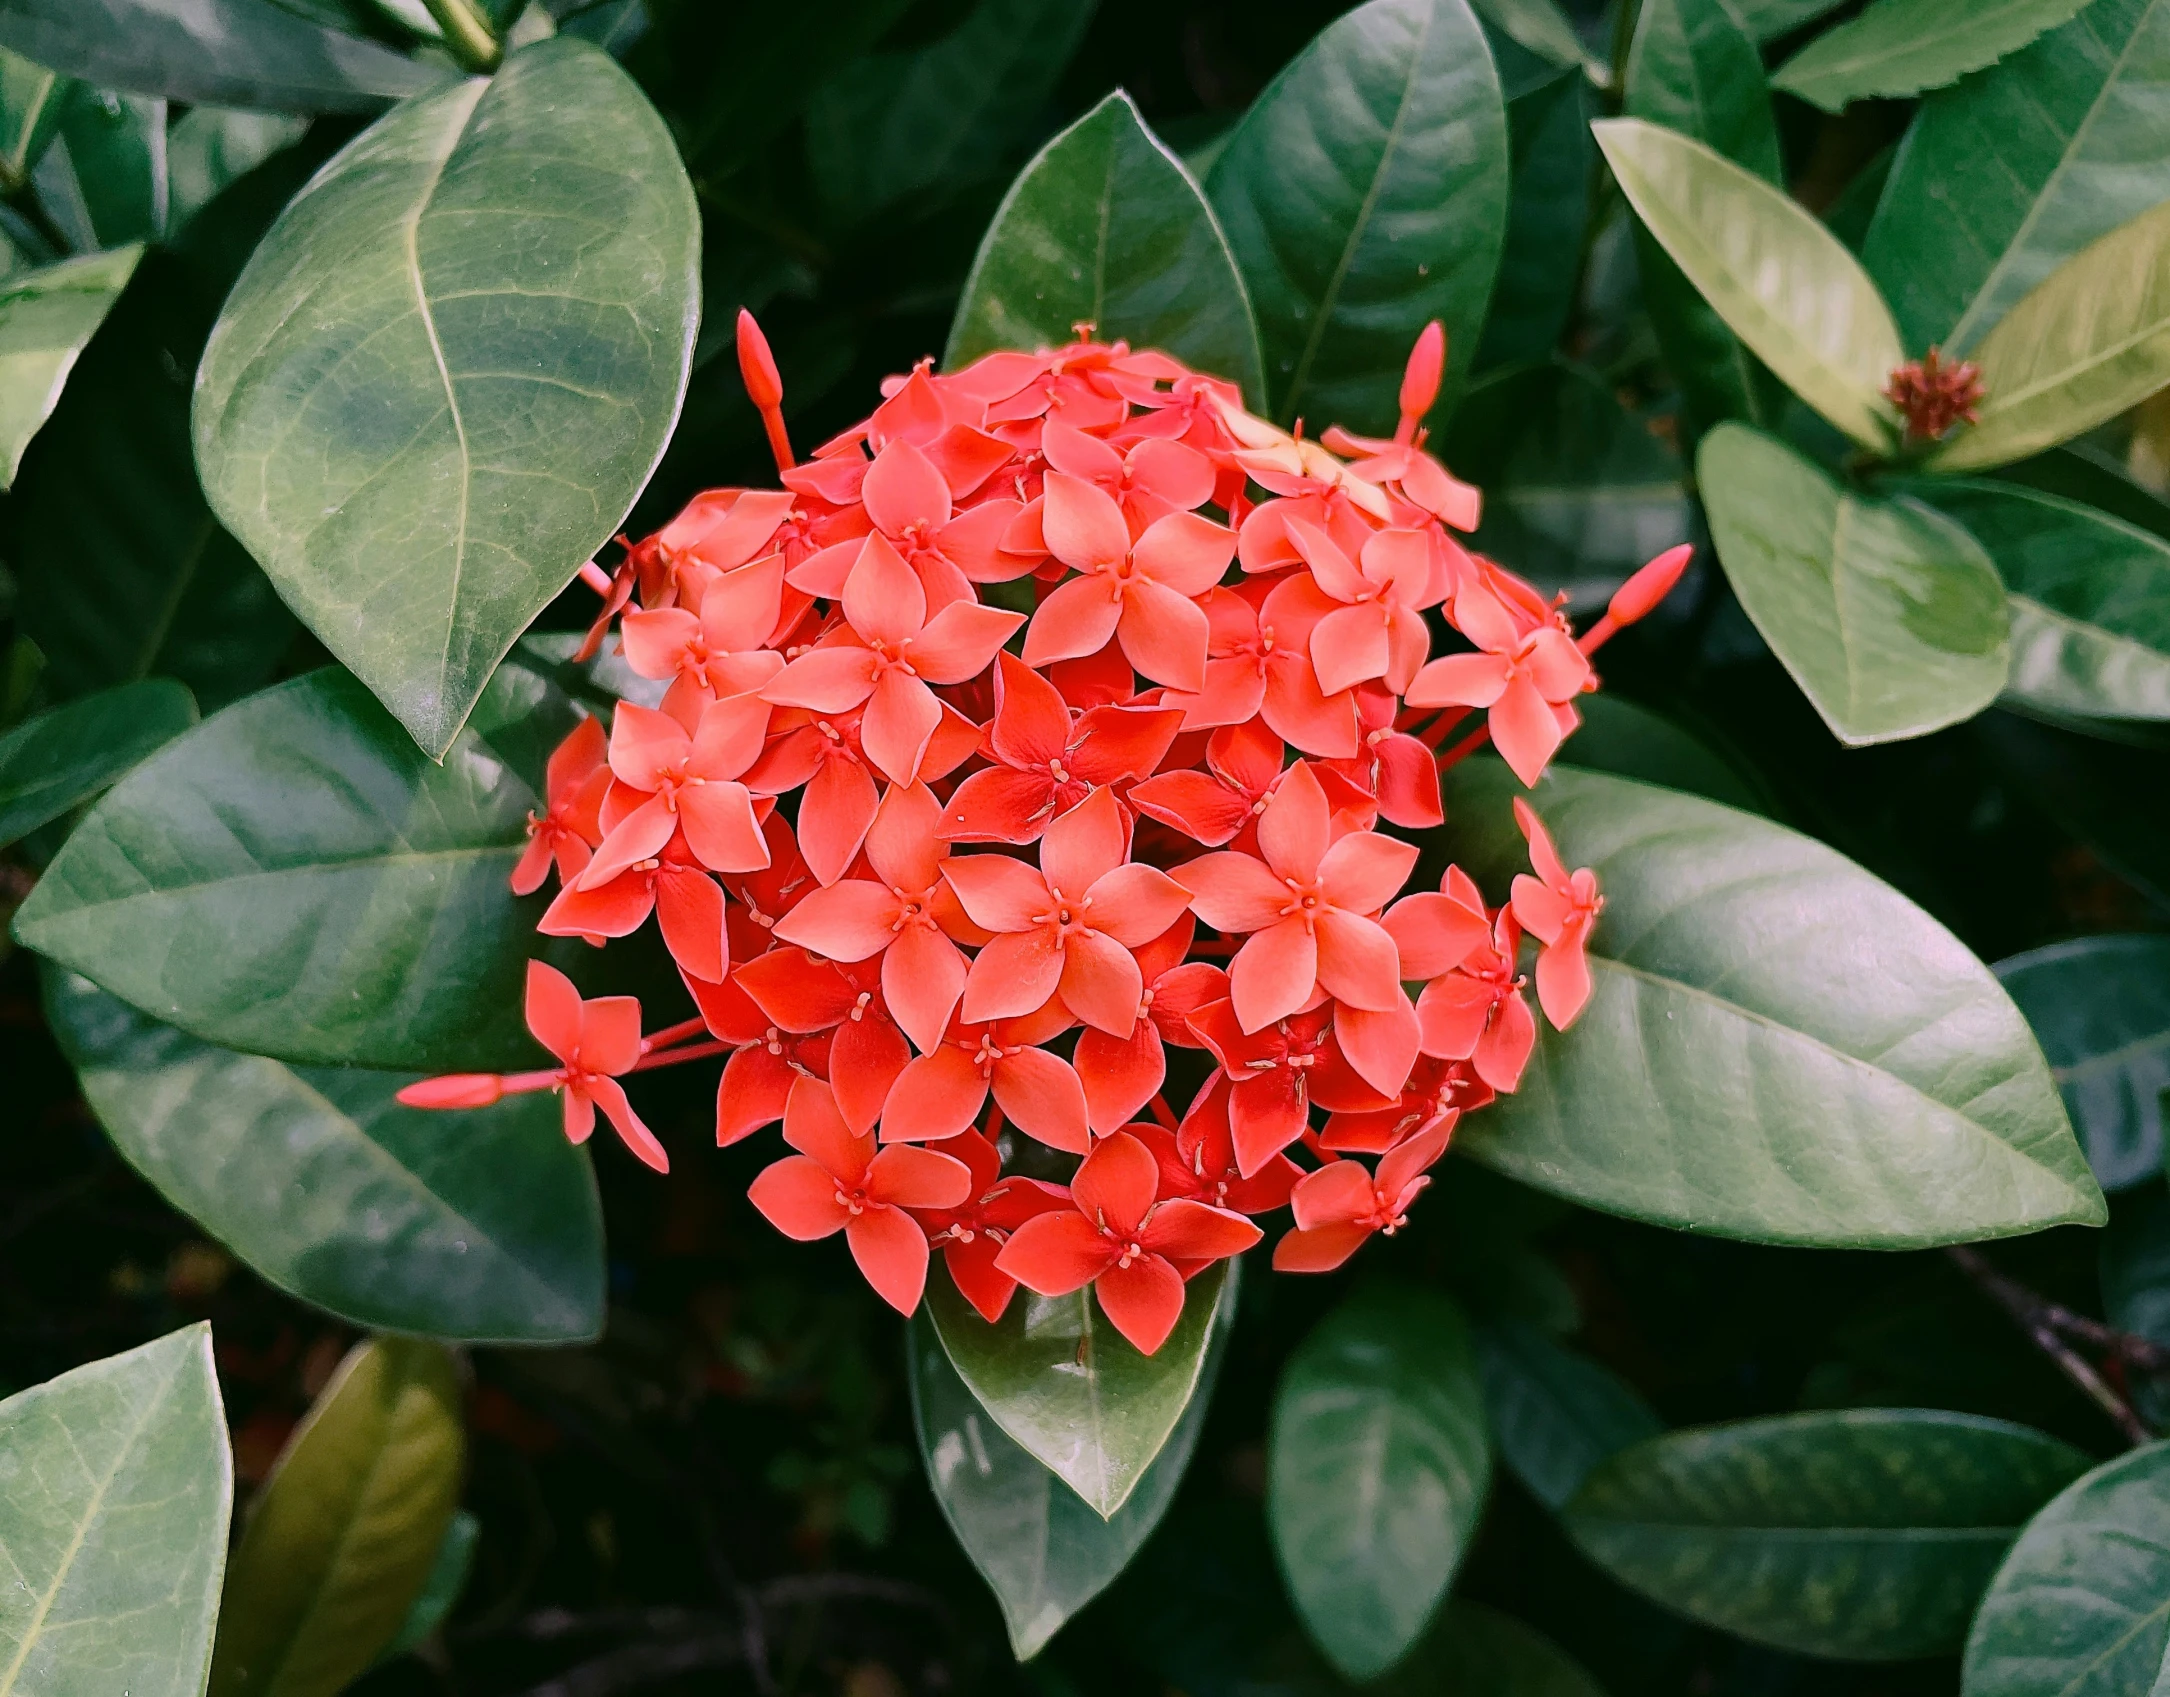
0;45;70;191
1471;0;1596;78
1963;1442;2170;1697
1569;1412;2091;1660
0;1324;230;1697
1864;0;2170;355
1918;481;2170;723
1774;0;2096;111
194;38;700;757
209;1338;464;1697
0;679;195;849
1932;196;2170;473
1477;68;1594;370
1593;118;1901;450
1206;0;1508;430
0;245;141;488
1441;760;2104;1246
910;1264;1233;1659
1733;0;1850;36
36;90;167;251
947;91;1264;406
12;666;601;1072
1269;1284;1491;1682
1699;423;2009;744
926;1256;1231;1519
1993;936;2170;1192
379;1511;478;1660
1475;1320;1663;1512
48;969;605;1342
0;0;441;112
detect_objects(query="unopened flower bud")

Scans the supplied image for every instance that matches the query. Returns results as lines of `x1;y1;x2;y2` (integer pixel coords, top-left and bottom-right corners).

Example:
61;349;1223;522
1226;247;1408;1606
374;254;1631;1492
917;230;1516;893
397;1073;505;1110
1398;320;1445;431
1609;544;1694;627
736;308;784;411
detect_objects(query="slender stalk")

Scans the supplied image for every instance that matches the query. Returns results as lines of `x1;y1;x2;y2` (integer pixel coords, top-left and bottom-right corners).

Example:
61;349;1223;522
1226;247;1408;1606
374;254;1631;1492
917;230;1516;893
423;0;502;72
1947;1247;2153;1446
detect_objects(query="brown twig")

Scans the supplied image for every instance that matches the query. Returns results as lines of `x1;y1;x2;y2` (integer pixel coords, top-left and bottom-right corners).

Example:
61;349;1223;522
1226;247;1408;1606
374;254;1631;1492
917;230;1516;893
1946;1246;2153;1446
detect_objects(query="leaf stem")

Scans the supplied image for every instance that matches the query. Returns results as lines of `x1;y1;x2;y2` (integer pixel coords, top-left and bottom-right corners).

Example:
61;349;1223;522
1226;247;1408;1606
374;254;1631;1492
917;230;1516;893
1946;1246;2154;1446
423;0;503;72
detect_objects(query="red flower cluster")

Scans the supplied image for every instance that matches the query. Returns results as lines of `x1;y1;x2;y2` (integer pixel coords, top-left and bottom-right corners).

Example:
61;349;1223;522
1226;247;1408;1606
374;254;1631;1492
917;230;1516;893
401;314;1690;1355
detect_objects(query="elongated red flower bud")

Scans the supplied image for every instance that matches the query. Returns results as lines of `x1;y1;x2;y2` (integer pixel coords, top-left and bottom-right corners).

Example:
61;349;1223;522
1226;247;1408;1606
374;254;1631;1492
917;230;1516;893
736;308;784;411
1397;320;1445;441
397;1073;505;1110
1609;543;1694;626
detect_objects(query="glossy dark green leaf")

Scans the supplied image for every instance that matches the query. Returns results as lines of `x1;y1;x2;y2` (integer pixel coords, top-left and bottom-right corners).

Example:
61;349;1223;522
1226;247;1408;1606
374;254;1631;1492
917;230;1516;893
1269;1284;1491;1682
1919;481;2170;722
1390;1602;1609;1697
1476;1320;1663;1511
1699;423;2010;744
1823;143;1896;254
1568;1411;2091;1660
47;969;605;1341
36;88;166;250
1995;444;2170;545
1774;0;2094;111
0;45;69;193
947;91;1264;406
0;244;139;487
1477;68;1593;370
1979;708;2170;912
1206;0;1508;430
1992;936;2170;1191
380;1510;478;1659
1595;120;1900;450
926;1256;1231;1519
1733;0;1850;38
1560;692;1772;816
194;38;699;757
1962;1442;2170;1697
1443;760;2104;1245
1469;0;1595;78
0;0;441;110
910;1266;1232;1658
165;109;309;236
0;1323;230;1697
2100;1185;2170;1356
1932;196;2170;473
0;679;195;849
1864;0;2170;355
12;665;593;1072
1441;361;1689;605
210;1337;464;1697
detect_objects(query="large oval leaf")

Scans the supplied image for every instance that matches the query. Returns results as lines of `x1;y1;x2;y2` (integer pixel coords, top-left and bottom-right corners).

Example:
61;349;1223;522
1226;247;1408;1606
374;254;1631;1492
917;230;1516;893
1773;0;2096;112
946;91;1264;405
925;1257;1231;1519
1568;1411;2091;1660
1994;935;2170;1192
12;665;596;1072
1920;481;2170;722
1931;196;2170;473
209;1338;464;1697
1475;1319;1662;1512
1559;692;1772;816
909;1270;1232;1659
1268;1283;1491;1682
1864;0;2170;355
0;245;140;487
1442;759;2104;1245
0;678;195;849
1476;67;1593;370
1205;0;1508;430
0;0;439;112
1979;709;2170;914
1963;1442;2170;1697
194;37;699;757
1594;118;1900;450
1394;1602;1607;1697
48;969;605;1342
1699;423;2010;745
0;1323;231;1697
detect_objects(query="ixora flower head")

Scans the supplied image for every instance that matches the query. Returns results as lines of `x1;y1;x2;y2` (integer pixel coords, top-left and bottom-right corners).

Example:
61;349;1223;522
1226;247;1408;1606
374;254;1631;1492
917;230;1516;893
403;322;1689;1350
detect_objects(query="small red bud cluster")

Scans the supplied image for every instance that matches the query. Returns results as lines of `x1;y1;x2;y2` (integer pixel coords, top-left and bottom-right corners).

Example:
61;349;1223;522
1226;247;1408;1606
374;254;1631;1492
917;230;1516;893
1885;347;1986;444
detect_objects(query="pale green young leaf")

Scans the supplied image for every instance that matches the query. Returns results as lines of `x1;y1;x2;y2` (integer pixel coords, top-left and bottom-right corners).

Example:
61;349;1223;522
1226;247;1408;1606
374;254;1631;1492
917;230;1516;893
1774;0;2096;111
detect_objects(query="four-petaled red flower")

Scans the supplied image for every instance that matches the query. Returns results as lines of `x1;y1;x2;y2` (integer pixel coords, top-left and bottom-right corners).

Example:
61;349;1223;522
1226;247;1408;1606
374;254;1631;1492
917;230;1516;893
906;1128;1072;1323
1272;1111;1455;1273
1510;797;1604;1030
522;960;669;1173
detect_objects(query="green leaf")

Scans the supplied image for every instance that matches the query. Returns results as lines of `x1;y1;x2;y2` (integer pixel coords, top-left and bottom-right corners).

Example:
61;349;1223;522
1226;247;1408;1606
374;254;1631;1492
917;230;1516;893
165;108;309;236
0;244;139;488
12;666;594;1071
209;1337;464;1697
1699;423;2010;744
193;37;699;757
47;969;605;1341
910;1264;1233;1659
1561;693;1773;816
1962;1442;2170;1697
1774;0;2095;111
0;46;70;192
1594;118;1901;450
380;1510;477;1659
1569;1411;2092;1661
1732;0;1850;38
1997;444;2170;545
1469;0;1596;78
2101;1185;2170;1352
1442;760;2105;1245
946;91;1264;408
1206;0;1507;430
1268;1283;1491;1682
1979;709;2170;912
0;679;194;849
36;89;167;249
0;0;442;110
925;1255;1231;1519
1863;0;2170;355
1388;1602;1608;1697
1475;1320;1663;1511
1918;481;2170;723
1992;936;2170;1191
1440;360;1689;605
0;1323;231;1697
1930;196;2170;473
1476;68;1594;369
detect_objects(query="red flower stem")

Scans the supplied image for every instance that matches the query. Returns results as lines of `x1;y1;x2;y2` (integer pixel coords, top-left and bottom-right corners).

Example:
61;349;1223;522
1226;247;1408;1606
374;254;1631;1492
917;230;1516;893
629;1038;735;1075
497;1068;563;1095
1434;721;1495;773
1148;1093;1179;1132
757;406;796;474
1189;934;1238;956
1417;706;1474;751
641;1017;712;1055
578;561;613;597
980;1102;1005;1141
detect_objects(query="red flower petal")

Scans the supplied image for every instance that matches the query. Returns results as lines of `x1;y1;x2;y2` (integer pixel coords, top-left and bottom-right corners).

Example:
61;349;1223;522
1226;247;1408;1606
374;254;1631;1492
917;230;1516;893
995;1210;1114;1295
772;880;902;962
989;1046;1091;1155
1229;919;1318;1034
1093;1256;1186;1355
866;1143;973;1210
1140;1198;1261;1263
846;1206;934;1314
749;1154;852;1240
880;1046;987;1143
1272;1222;1372;1274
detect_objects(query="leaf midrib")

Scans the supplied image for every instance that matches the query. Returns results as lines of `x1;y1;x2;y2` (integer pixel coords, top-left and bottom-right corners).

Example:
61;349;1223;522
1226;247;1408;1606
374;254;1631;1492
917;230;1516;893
36;843;519;918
